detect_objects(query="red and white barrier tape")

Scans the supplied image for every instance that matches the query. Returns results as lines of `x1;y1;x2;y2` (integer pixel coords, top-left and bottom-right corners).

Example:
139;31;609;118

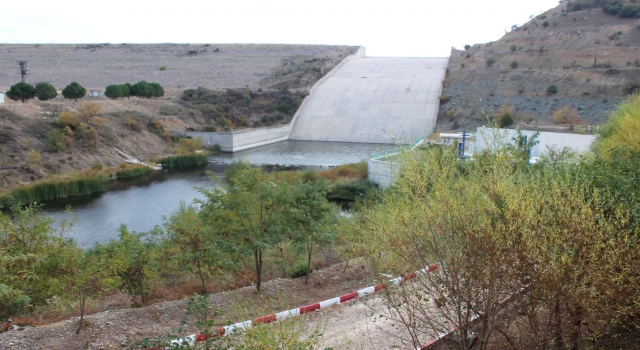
166;264;439;347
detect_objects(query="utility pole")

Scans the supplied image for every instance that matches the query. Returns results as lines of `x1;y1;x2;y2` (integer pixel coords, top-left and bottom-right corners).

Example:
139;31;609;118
17;60;29;82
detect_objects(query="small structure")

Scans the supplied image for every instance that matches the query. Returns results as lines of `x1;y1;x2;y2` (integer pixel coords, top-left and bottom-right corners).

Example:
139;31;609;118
88;90;102;97
0;90;5;104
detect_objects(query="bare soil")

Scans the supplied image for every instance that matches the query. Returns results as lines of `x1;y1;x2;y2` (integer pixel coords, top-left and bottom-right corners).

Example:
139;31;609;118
438;3;640;130
0;263;385;350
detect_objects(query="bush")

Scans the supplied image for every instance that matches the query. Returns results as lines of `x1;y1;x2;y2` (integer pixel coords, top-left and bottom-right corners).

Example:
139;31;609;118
622;81;639;94
242;93;252;104
486;58;496;67
57;111;80;128
500;113;514;127
26;150;42;166
61;82;86;101
552;106;583;124
510;60;519;69
159;65;167;71
123;116;142;132
439;95;451;103
543;21;550;27
300;168;319;183
290;262;312;279
46;129;67;152
464;44;471;50
510;44;518;52
91;162;103;171
607;4;621;14
35;82;57;101
547;85;558;95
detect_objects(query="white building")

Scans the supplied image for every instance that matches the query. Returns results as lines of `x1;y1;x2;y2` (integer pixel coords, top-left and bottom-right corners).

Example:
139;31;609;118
89;90;102;97
0;90;5;104
473;127;597;157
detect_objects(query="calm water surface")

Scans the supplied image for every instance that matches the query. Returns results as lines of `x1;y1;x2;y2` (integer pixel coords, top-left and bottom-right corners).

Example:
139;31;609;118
44;141;394;247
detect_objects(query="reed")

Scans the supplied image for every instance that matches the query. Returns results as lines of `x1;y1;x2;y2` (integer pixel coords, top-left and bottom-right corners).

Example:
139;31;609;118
157;154;208;168
116;166;151;179
0;176;106;207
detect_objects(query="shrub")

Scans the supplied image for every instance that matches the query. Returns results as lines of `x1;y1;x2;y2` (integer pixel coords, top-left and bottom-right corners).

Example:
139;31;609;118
77;102;101;122
622;81;639;94
552;106;583;124
543;21;550;27
607;4;621;14
300;168;319;183
511;60;519;69
26;150;42;166
439;95;451;103
510;44;518;52
147;119;165;137
290;262;312;278
123;116;142;132
486;58;496;67
35;82;57;101
159;65;167;71
177;137;202;153
46;129;67;152
547;85;558;95
464;44;471;50
500;113;514;127
90;116;108;128
539;45;545;53
61;82;86;101
57;111;80;128
242;93;252;104
91;162;103;171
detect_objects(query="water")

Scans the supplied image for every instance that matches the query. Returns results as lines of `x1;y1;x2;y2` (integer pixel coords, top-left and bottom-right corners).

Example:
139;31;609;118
43;141;394;247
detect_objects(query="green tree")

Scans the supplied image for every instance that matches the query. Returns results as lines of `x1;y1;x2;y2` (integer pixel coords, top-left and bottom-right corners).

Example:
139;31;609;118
123;83;132;99
165;202;224;294
104;84;124;99
46;129;67;152
200;163;292;292
6;82;36;103
131;81;153;98
289;180;337;284
34;82;57;101
62;82;86;102
149;82;164;98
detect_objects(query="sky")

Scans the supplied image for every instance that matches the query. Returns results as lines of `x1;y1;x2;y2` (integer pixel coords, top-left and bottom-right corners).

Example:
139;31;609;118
0;0;561;57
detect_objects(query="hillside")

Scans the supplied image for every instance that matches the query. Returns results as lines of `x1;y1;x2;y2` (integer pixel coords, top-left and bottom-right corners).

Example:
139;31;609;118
0;45;357;191
438;2;640;130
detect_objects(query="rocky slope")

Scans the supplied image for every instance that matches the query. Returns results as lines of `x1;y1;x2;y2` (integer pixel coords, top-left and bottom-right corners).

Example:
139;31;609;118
438;2;640;130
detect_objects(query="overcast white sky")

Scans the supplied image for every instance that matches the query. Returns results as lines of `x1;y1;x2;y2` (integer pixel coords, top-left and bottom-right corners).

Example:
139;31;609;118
0;0;560;57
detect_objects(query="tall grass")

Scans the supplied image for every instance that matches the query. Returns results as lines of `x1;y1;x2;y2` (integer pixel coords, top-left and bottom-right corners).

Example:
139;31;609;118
157;154;208;168
116;166;151;179
318;161;368;181
0;177;106;207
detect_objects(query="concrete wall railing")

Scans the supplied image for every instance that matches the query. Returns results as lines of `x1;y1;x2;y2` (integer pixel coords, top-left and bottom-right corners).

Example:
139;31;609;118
171;46;367;153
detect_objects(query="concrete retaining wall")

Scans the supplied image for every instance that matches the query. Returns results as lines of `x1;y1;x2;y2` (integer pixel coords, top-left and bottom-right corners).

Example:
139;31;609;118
368;159;400;189
171;47;367;153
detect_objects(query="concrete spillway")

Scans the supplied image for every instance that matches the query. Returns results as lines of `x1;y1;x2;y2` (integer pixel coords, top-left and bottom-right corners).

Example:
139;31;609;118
289;57;448;144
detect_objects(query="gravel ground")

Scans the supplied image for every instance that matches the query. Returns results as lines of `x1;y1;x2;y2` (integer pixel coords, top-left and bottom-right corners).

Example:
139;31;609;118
0;44;358;91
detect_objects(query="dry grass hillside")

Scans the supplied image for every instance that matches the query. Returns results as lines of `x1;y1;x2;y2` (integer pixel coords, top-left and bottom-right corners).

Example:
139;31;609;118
439;1;640;130
0;45;357;191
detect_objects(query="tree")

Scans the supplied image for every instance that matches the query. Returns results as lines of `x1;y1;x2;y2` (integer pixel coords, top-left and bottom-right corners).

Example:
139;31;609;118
510;60;519;69
149;82;164;99
35;82;57;101
120;84;131;99
131;81;153;98
104;85;123;99
6;82;36;103
200;163;292;292
289;181;337;284
62;82;86;101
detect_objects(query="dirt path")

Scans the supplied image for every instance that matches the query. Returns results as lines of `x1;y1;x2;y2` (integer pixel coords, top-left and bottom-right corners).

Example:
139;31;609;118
0;263;396;350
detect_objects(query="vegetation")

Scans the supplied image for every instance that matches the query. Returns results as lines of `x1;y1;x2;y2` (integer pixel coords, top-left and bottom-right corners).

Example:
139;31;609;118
130;81;164;99
34;82;57;101
6;82;36;103
547;84;558;95
62;82;86;101
104;84;124;99
116;165;151;179
485;57;496;67
552;105;583;124
0;176;105;208
156;153;208;168
510;59;519;69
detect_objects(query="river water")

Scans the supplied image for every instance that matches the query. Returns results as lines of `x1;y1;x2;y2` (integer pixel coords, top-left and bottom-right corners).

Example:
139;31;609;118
44;141;394;247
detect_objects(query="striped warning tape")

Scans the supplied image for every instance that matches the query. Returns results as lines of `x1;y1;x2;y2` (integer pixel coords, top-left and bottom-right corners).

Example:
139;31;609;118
163;264;439;348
